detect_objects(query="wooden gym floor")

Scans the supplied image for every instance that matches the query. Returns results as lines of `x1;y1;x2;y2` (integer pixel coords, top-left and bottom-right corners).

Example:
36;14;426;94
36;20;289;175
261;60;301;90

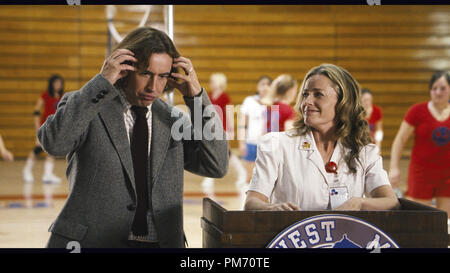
0;154;410;248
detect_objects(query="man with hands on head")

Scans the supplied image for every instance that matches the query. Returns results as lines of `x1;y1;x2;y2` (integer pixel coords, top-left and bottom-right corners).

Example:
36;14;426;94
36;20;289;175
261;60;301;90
39;27;229;248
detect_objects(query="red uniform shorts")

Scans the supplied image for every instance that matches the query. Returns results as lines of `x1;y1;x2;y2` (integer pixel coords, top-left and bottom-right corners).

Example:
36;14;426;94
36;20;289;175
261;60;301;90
407;160;450;199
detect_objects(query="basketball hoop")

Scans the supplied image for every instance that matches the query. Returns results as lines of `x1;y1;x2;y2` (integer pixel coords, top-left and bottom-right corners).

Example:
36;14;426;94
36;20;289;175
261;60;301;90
106;5;152;44
105;5;175;106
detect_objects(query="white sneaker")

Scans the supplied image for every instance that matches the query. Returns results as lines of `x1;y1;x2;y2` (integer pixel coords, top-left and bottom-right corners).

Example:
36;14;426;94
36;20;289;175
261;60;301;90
23;168;34;184
42;173;62;184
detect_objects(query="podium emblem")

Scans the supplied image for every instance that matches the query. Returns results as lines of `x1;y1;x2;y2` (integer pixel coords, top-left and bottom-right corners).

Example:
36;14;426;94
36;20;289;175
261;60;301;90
267;214;399;249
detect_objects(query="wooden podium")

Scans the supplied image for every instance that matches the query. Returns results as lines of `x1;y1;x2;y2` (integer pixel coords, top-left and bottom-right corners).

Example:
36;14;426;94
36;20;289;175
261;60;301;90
201;198;449;248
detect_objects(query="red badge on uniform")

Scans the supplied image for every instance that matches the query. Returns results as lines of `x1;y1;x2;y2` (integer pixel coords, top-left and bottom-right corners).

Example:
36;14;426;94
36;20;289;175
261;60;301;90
325;161;338;174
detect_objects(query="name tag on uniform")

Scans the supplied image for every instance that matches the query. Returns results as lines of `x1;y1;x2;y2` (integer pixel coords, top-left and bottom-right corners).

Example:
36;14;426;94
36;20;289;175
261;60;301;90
329;186;349;210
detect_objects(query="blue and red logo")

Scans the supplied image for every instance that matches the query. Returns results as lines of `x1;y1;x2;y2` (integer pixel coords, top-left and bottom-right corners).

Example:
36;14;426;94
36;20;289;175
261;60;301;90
432;126;449;146
267;214;399;249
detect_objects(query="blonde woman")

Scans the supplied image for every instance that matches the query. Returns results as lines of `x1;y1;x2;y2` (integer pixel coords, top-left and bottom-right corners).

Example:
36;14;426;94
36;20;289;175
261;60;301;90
245;64;398;211
201;73;247;198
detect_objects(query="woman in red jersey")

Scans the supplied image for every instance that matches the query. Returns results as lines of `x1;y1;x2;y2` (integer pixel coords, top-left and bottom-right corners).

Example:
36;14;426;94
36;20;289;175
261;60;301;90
389;71;450;216
202;73;247;201
361;88;383;152
23;74;64;184
263;74;297;133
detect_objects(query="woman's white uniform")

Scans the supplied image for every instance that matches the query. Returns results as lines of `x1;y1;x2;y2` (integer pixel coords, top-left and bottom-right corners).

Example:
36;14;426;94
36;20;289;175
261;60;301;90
248;130;391;210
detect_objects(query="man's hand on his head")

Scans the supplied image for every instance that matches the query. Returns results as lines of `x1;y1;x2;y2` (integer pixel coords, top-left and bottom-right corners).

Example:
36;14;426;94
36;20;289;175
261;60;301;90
100;49;138;85
168;56;202;97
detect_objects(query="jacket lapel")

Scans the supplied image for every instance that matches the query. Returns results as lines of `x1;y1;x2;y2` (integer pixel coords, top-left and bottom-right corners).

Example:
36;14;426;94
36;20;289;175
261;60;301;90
298;131;329;184
98;97;135;192
150;100;172;185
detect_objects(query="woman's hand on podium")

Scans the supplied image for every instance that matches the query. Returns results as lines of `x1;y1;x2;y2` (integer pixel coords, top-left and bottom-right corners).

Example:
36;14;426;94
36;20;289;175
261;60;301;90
244;191;301;211
268;202;301;211
335;197;363;211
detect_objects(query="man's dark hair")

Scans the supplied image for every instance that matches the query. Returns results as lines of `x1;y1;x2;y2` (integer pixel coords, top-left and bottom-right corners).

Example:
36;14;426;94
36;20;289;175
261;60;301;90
113;27;180;89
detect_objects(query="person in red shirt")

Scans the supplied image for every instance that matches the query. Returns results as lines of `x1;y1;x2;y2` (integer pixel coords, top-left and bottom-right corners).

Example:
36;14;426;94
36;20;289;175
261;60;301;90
202;73;247;199
23;74;65;184
208;73;231;133
361;88;383;152
389;71;450;216
263;74;297;133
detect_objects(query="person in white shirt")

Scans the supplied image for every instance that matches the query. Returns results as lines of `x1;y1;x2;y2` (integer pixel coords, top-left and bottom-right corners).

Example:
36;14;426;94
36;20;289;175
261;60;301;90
239;76;272;163
245;64;399;211
236;76;272;205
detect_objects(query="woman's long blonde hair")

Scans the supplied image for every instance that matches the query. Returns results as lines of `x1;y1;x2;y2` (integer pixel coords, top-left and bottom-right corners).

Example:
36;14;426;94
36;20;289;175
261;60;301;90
291;64;371;173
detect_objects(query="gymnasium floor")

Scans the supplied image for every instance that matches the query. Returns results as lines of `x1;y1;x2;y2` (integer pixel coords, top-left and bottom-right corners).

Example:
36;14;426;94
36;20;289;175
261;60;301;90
0;155;409;248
